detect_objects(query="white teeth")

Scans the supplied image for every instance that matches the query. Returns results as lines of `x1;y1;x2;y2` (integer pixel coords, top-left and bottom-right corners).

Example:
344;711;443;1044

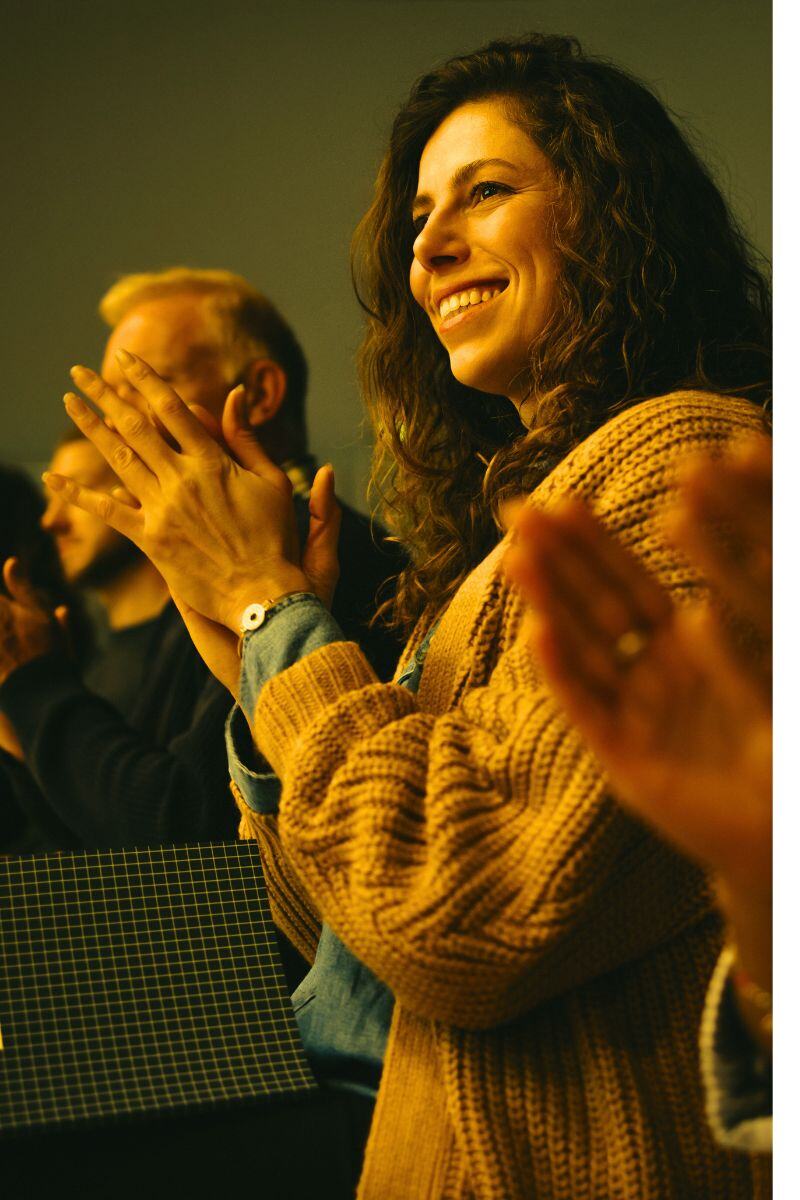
438;285;504;319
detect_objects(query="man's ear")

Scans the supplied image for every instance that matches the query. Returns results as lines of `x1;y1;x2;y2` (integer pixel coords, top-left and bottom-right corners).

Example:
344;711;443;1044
242;358;287;429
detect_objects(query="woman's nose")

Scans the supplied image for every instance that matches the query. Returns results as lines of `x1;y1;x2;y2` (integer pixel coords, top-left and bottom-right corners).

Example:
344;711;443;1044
413;209;469;273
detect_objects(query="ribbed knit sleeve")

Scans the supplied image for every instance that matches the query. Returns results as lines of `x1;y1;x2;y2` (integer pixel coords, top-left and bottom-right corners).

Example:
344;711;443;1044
256;636;713;1028
253;392;765;1030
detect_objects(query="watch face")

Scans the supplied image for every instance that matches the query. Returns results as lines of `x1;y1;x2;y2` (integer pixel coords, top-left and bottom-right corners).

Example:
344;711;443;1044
241;603;267;632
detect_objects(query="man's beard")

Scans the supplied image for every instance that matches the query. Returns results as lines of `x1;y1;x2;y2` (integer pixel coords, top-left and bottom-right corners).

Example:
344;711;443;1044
70;537;145;590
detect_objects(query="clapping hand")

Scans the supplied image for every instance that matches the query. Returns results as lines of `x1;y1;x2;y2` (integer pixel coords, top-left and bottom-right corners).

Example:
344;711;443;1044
0;557;69;688
503;436;772;1040
43;352;341;693
502;438;772;900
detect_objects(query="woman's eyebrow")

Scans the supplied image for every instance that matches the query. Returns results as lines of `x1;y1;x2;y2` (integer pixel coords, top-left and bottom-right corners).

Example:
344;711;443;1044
412;157;519;213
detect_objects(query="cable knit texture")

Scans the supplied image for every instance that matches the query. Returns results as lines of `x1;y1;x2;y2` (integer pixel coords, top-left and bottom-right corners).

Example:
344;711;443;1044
244;393;770;1198
235;787;321;964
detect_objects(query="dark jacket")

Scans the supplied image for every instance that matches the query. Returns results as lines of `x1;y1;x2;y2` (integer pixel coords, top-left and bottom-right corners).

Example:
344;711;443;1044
0;494;403;851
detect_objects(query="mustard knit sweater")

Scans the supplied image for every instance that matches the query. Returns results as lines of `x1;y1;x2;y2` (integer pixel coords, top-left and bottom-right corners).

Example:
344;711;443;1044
239;392;771;1199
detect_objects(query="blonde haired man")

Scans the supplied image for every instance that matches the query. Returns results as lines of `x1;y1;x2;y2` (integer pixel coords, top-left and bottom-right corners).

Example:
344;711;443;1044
0;270;401;879
94;267;401;676
99;268;310;477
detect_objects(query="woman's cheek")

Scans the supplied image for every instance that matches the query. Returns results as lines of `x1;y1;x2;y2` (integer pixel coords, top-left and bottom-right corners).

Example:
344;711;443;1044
408;262;429;312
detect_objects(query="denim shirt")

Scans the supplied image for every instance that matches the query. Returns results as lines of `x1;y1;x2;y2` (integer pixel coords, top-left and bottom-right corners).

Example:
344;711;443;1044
226;594;436;1096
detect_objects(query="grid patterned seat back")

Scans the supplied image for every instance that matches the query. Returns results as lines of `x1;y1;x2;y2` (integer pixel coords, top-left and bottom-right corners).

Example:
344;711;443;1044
0;842;316;1133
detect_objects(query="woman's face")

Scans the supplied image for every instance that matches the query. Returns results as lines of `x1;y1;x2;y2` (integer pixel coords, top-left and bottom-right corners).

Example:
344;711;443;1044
410;98;560;408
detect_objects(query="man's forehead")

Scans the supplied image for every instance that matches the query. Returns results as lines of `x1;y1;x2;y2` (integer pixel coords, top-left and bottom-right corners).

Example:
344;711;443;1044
107;294;222;362
50;440;113;478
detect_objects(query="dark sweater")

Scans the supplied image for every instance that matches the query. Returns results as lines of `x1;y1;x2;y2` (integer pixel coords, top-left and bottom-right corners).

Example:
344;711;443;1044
0;748;84;853
0;494;403;852
0;605;235;849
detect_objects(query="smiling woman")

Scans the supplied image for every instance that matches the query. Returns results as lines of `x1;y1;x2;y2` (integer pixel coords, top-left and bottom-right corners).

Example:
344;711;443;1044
409;104;561;402
46;31;771;1200
355;34;769;633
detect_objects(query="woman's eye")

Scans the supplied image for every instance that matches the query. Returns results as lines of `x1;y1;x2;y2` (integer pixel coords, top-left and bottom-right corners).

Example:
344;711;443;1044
471;181;510;204
411;182;510;235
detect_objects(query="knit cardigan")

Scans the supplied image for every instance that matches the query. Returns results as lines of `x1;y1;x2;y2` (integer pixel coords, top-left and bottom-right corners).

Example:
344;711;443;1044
238;392;771;1199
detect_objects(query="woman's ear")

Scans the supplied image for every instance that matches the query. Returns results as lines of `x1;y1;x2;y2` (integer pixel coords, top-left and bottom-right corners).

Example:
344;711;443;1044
241;359;287;429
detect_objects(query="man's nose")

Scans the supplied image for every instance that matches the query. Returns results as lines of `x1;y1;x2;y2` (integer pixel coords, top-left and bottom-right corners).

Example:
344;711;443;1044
41;492;68;531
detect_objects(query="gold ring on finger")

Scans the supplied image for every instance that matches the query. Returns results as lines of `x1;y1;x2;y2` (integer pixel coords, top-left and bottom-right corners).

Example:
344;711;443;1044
613;627;650;667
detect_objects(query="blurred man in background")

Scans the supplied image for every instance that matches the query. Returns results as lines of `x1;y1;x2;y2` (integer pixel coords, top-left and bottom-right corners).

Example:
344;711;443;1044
0;269;401;861
0;461;92;852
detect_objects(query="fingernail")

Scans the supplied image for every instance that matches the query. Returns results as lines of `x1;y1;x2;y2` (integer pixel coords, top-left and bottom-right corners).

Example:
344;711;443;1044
63;392;81;413
42;471;61;490
115;348;135;367
70;364;92;381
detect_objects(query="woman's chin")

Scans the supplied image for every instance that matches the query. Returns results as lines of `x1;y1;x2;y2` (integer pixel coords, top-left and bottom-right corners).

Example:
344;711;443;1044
446;352;514;400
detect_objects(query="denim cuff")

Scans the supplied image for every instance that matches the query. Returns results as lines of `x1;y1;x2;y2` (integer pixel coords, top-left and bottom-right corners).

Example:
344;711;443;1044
225;704;281;815
238;594;345;721
700;947;773;1152
231;593;345;812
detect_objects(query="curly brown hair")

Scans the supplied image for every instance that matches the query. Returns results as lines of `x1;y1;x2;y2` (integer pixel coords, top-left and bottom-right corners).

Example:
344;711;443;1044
352;33;771;634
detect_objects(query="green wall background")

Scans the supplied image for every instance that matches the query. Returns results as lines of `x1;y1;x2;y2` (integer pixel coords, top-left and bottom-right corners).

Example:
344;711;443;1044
0;0;770;506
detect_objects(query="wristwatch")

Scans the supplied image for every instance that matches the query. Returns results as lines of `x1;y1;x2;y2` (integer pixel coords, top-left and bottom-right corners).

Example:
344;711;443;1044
240;602;272;635
236;592;313;656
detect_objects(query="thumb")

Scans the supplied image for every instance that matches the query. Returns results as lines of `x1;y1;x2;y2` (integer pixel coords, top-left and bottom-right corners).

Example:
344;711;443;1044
53;604;76;659
302;464;341;609
188;404;225;447
221;384;285;482
53;604;70;634
110;484;140;508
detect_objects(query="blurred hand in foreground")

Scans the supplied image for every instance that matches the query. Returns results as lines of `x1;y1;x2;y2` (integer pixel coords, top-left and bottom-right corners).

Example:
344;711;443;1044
503;435;772;1032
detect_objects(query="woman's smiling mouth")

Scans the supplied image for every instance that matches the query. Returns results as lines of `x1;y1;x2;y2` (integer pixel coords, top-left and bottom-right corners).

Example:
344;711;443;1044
435;280;508;331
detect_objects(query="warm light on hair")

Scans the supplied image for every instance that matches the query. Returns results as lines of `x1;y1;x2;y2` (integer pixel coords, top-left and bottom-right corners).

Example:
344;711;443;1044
354;34;770;633
98;267;308;433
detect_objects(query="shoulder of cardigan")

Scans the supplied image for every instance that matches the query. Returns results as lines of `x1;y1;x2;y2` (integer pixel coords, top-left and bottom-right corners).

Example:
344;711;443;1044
531;389;764;508
416;389;764;714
